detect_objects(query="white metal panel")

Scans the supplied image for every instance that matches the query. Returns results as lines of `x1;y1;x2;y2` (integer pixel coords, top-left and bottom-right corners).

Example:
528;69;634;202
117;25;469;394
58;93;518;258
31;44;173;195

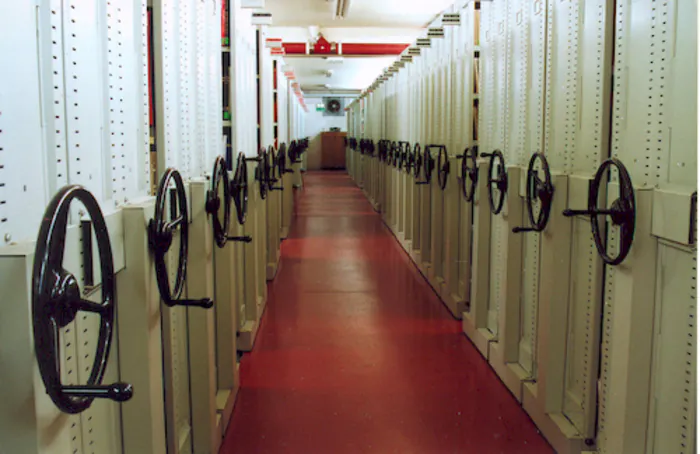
0;2;52;245
484;0;509;336
647;244;696;453
599;1;697;452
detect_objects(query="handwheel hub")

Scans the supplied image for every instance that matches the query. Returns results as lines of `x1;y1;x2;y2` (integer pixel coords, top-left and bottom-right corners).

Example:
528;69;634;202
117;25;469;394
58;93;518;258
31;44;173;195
50;271;81;328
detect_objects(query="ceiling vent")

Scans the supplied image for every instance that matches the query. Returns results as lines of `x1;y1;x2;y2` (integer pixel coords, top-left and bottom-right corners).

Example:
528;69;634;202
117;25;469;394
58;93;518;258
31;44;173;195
417;38;431;48
428;28;445;38
408;47;421;56
443;13;461;26
323;97;344;116
251;12;273;26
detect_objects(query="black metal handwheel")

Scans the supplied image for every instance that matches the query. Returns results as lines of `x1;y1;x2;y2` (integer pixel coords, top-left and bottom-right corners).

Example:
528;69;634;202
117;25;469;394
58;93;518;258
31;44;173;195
267;145;283;192
277;143;293;177
416;145;434;185
289;140;300;163
413;143;423;180
205;156;232;248
391;142;400;168
149;169;213;309
32;185;133;414
250;148;268;200
457;145;479;202
513;153;554;233
481;150;508;215
403;142;414;174
231;152;249;226
432;145;450;190
397;141;409;170
563;158;636;265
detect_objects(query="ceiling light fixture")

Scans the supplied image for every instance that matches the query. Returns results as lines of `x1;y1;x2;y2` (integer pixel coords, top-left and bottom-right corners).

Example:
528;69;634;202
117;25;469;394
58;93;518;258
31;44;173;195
333;0;351;19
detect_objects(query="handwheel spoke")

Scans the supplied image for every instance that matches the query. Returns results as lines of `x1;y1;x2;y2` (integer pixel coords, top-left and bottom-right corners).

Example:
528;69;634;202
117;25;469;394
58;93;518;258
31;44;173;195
164;215;184;231
77;298;109;316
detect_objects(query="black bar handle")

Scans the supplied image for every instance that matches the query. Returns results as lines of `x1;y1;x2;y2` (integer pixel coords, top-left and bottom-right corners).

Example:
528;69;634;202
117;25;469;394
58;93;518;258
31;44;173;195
270;187;284;191
512;226;537;234
563;208;615;217
228;236;253;243
690;191;697;245
164;297;214;309
62;382;134;402
480;152;495;158
80;220;94;287
245;157;262;162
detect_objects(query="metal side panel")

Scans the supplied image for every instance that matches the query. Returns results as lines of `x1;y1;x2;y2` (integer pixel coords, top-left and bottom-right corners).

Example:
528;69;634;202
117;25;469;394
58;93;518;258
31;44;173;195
154;0;182;176
429;180;445;284
443;157;463;308
485;0;509;337
562;220;603;436
420;183;432;270
256;181;268;305
163;235;193;454
597;189;657;454
266;189;281;280
105;0;150;201
457;194;473;304
0;250;82;454
611;0;697;189
119;200;167;454
0;2;51;246
50;225;119;454
465;161;494;356
187;180;220;454
62;0;109;207
243;179;260;328
518;230;540;376
543;0;578;174
646;244;696;454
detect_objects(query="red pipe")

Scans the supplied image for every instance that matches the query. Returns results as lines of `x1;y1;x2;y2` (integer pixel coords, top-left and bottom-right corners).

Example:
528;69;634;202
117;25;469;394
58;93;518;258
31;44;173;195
282;43;307;54
282;42;408;56
341;43;409;55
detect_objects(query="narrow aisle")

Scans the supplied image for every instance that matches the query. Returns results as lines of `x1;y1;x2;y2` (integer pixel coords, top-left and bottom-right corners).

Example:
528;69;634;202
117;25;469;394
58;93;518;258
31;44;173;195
222;172;552;454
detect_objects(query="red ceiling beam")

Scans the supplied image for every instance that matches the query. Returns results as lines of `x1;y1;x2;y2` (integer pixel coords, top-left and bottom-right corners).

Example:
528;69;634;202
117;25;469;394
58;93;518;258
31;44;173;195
281;42;409;56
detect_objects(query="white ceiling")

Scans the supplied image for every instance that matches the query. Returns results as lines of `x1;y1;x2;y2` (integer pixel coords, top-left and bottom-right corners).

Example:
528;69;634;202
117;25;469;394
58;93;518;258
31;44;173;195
264;0;455;29
263;0;455;97
285;56;397;92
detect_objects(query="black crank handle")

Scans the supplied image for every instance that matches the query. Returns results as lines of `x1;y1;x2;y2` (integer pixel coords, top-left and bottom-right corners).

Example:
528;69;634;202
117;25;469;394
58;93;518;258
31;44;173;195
245;157;263;162
62;383;134;402
164;297;214;309
512;226;538;233
563;208;615;217
270;186;284;191
480;152;495;158
228;236;252;243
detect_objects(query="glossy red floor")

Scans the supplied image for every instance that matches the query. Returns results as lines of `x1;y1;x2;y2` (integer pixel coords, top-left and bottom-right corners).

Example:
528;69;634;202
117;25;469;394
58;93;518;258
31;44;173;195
221;171;552;454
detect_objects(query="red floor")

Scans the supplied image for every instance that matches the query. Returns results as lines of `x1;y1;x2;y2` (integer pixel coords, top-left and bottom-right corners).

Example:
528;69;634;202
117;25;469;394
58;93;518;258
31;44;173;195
221;172;553;454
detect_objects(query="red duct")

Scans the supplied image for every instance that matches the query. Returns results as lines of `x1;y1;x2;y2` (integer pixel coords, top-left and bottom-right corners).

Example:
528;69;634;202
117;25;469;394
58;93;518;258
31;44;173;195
282;42;408;56
282;42;307;54
341;43;409;55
